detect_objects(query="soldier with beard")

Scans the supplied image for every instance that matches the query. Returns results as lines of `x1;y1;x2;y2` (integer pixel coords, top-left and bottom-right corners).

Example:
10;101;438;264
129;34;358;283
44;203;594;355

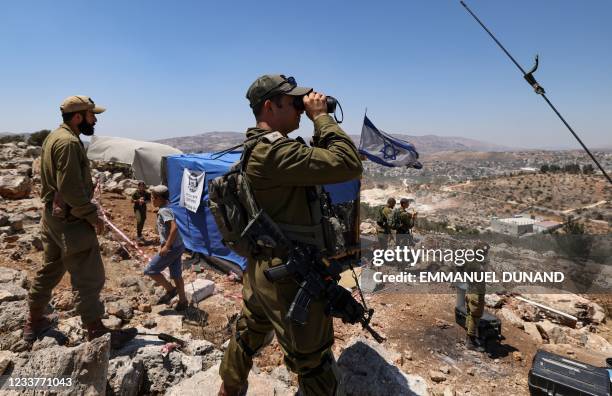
24;96;137;348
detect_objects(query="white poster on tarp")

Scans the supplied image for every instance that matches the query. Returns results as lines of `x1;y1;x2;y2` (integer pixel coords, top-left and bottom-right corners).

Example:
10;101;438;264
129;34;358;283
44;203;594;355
180;168;205;213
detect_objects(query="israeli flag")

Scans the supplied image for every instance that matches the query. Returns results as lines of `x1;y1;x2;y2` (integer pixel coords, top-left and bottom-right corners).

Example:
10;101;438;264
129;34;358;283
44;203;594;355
358;115;422;169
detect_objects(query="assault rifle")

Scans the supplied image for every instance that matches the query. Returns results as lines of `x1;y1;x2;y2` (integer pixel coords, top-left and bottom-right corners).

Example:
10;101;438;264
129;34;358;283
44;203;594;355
264;245;385;343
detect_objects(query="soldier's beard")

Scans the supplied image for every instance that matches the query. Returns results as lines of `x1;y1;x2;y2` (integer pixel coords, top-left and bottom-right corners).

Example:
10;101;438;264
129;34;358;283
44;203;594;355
79;119;95;136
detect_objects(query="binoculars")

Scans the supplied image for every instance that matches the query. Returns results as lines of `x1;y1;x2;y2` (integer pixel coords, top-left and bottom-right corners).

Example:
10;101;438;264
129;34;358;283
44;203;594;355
292;95;337;113
293;95;343;123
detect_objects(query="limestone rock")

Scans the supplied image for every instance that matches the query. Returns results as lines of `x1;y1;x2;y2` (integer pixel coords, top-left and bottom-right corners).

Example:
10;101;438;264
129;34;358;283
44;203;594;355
102;315;123;330
338;337;429;396
485;294;505;308
523;322;543;344
107;300;134;320
0;350;15;375
12;334;111;395
0;175;31;199
429;370;447;383
499;308;525;329
185;278;215;304
166;362;297;396
0;300;28;333
107;355;144;396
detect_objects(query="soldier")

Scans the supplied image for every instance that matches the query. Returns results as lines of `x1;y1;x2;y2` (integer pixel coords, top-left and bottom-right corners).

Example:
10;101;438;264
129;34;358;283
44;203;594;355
132;181;150;242
464;242;489;352
376;197;395;249
395;198;417;247
218;75;362;396
24;96;137;349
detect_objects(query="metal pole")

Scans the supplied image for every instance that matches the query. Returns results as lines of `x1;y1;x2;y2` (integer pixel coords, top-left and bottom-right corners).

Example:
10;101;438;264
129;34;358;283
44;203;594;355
460;1;611;184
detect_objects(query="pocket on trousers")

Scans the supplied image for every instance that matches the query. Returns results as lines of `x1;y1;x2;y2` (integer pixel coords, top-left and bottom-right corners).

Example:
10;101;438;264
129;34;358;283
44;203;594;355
61;220;99;257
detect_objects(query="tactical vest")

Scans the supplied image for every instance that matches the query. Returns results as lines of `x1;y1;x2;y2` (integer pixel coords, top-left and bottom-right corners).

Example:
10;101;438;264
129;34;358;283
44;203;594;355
208;132;360;261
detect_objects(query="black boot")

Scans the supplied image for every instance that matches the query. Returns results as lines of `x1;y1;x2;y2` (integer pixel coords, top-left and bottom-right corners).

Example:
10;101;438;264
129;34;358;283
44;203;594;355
465;335;485;352
23;307;56;343
86;319;137;349
218;381;248;396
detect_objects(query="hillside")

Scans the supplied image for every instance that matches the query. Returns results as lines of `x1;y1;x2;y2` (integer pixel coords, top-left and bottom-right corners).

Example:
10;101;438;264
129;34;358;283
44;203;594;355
155;131;515;154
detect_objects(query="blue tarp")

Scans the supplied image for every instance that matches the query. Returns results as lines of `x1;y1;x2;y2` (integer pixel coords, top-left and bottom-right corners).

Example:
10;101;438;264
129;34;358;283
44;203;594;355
166;152;360;270
166;152;247;269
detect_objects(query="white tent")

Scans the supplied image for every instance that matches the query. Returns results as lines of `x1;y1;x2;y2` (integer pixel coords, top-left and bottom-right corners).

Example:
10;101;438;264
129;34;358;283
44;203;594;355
87;136;182;185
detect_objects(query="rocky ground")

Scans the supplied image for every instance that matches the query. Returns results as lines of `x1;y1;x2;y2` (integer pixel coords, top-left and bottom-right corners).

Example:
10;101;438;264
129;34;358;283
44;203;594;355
1;141;611;395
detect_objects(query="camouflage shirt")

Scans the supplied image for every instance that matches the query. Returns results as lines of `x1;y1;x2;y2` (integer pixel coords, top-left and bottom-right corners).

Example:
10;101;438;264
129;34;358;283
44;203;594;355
40;123;98;226
245;114;362;231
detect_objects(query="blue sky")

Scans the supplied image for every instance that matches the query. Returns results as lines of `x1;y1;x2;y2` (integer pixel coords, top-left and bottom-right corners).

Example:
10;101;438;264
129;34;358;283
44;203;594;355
1;0;610;149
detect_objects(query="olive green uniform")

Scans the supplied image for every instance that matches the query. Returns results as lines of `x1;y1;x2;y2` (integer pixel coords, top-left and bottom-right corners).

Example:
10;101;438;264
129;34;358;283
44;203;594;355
376;206;393;249
395;208;415;247
132;190;150;237
463;256;487;337
219;114;362;395
28;123;105;325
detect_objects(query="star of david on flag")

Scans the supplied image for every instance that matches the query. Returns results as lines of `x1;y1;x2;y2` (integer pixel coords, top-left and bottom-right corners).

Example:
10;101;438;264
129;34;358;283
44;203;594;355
358;115;422;169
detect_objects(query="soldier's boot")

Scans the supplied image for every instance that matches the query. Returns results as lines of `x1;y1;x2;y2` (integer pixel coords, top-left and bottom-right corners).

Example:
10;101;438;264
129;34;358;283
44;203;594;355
86;319;138;349
217;381;248;396
465;335;485;352
23;308;56;343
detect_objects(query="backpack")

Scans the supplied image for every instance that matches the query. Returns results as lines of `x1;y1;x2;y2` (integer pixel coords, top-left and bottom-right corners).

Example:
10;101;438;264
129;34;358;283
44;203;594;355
375;205;388;228
389;208;402;230
207;132;292;259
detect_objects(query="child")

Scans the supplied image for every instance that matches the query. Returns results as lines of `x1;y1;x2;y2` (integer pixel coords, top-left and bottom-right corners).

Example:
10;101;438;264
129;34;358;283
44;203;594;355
144;185;188;311
131;181;151;242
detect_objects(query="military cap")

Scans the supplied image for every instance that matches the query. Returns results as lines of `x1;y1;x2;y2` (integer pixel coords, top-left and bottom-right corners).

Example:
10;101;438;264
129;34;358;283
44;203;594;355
246;74;312;108
60;95;106;114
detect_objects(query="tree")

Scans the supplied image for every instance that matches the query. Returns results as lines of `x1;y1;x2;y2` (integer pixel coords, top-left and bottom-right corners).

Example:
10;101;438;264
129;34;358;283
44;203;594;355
582;164;594;175
540;164;549;173
0;134;25;144
27;129;51;146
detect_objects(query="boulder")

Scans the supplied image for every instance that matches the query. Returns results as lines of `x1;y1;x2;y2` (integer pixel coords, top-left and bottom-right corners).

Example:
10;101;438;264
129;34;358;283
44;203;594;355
25;145;42;157
166;362;297;396
0;300;28;333
0;283;27;303
185;278;215;304
582;332;612;354
429;370;447;383
31;335;62;351
185;339;224;370
499;308;525;329
536;320;567;344
107;300;134;320
135;346;186;394
0;174;31;199
523;322;544;344
485;294;505;308
123;187;138;197
0;266;27;287
57;316;86;345
338;337;428;396
107;355;145;396
12;334;111;395
111;172;125;182
0;350;15;375
102;315;123;330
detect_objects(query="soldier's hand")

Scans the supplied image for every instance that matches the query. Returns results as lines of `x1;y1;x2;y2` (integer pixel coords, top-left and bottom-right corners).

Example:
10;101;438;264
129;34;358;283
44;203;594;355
95;217;105;235
159;245;169;256
303;92;327;121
